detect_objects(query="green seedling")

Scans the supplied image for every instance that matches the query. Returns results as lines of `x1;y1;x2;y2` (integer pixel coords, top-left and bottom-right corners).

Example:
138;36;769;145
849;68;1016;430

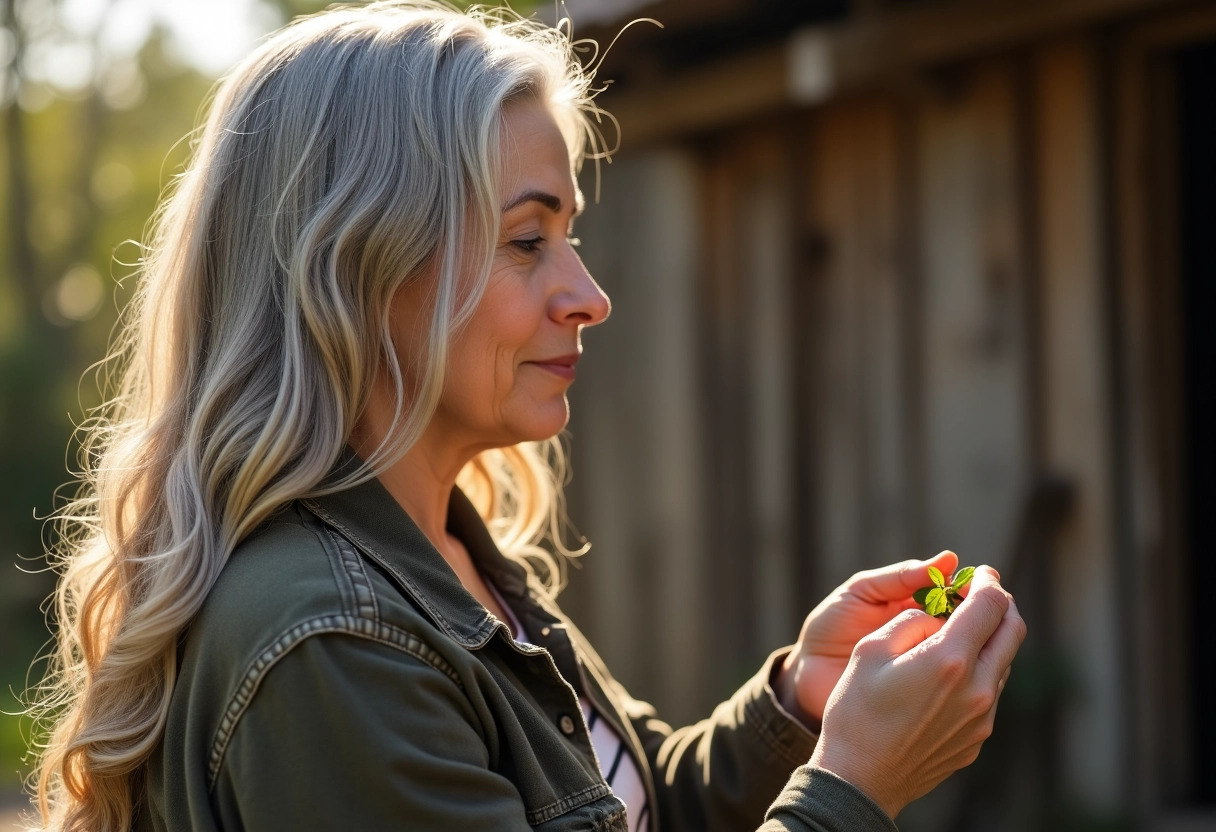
912;566;976;618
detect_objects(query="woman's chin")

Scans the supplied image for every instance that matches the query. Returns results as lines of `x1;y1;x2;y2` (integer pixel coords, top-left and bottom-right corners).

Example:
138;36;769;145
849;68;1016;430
512;401;570;443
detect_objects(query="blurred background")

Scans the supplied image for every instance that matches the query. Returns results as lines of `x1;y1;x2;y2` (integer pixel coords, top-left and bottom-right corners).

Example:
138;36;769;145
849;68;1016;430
1;0;1212;830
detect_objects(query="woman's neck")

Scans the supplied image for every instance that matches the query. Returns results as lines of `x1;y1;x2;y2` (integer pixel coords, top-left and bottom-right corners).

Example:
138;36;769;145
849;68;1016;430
351;401;514;632
351;381;478;547
373;441;462;547
360;431;513;632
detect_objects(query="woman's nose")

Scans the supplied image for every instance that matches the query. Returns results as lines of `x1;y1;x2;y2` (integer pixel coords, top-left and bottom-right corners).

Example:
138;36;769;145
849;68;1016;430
551;251;610;327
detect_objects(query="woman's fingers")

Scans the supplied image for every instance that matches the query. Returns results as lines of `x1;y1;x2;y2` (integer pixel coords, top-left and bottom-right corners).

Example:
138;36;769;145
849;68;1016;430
976;596;1026;686
863;607;947;658
940;567;1010;652
848;551;960;602
809;565;1025;820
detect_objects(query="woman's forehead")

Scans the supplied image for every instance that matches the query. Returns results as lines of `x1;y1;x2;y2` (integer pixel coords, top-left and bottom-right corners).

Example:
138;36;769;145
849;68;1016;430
499;101;580;215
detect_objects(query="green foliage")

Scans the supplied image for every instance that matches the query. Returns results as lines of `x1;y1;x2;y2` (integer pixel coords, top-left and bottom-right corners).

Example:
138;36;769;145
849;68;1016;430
0;710;28;791
912;565;976;618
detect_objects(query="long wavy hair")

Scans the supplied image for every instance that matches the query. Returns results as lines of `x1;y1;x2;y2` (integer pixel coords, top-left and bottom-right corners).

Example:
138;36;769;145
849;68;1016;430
27;3;609;829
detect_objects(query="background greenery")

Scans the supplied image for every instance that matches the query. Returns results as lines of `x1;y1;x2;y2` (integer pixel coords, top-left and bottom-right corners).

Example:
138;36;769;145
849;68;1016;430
0;0;536;802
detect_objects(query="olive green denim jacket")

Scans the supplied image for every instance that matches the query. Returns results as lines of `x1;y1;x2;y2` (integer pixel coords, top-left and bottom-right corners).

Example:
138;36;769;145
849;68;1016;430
135;469;898;832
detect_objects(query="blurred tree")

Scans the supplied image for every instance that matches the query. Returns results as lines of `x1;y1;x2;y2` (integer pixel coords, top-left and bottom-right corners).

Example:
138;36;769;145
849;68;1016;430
0;0;217;788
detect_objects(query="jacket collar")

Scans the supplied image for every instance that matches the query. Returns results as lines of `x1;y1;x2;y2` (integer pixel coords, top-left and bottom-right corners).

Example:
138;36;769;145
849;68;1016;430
299;448;537;649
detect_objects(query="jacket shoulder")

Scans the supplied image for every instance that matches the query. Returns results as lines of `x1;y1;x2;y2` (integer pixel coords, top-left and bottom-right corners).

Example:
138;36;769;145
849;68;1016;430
159;503;470;811
194;503;350;644
189;502;452;669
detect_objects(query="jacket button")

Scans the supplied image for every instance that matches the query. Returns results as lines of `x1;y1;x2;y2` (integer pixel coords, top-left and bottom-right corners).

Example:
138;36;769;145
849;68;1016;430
558;715;576;736
540;626;551;637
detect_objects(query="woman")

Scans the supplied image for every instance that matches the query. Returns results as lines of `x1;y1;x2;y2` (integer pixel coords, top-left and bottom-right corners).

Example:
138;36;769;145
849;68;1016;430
29;2;1025;830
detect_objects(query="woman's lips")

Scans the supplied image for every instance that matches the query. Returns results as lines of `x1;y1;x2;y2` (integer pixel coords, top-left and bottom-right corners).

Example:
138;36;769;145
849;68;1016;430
526;355;579;380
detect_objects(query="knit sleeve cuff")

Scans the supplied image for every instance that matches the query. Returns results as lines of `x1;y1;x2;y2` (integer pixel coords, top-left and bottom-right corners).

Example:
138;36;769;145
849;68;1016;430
764;766;899;832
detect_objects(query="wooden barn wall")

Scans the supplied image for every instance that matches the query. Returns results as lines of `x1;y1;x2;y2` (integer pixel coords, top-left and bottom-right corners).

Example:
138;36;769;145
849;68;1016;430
566;133;807;724
561;31;1142;824
563;151;710;723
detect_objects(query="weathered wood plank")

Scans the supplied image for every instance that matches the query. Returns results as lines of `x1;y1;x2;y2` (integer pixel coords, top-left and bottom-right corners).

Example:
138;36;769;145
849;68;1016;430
804;106;868;590
802;99;912;586
916;61;1030;568
1033;36;1125;815
733;129;800;652
851;101;910;569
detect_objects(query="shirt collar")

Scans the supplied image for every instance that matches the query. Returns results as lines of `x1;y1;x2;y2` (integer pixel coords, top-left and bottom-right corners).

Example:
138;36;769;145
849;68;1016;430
299;448;535;649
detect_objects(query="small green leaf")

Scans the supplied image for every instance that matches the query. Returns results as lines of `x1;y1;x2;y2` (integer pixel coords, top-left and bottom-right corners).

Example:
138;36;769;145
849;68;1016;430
927;566;946;588
951;566;976;593
925;587;948;616
913;586;933;607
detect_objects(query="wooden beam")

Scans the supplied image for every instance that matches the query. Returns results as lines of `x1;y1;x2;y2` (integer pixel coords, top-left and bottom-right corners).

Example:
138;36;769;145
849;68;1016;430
605;45;787;148
838;0;1201;73
599;0;1200;147
1116;3;1216;50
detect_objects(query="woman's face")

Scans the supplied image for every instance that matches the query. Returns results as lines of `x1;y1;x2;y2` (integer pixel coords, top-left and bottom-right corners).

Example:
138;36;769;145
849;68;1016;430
420;99;610;452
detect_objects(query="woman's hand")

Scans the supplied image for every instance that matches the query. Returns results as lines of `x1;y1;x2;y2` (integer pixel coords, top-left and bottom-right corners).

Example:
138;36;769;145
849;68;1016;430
809;566;1025;819
775;551;961;728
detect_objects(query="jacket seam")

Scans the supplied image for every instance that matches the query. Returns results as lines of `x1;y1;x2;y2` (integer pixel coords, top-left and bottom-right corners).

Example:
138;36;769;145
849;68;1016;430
206;614;463;792
299;506;380;621
326;524;380;620
298;506;359;619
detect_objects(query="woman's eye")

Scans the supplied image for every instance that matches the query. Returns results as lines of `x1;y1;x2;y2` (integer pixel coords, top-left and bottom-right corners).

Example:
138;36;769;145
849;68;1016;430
512;236;544;253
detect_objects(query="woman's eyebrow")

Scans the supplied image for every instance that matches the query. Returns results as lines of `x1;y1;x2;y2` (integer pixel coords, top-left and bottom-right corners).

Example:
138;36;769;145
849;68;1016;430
502;189;564;215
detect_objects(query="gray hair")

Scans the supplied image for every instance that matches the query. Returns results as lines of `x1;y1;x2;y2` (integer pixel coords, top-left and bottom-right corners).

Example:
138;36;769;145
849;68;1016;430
30;4;606;829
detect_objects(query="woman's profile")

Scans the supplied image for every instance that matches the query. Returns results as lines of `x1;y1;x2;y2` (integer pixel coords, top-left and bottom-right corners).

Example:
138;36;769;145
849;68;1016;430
26;2;1025;830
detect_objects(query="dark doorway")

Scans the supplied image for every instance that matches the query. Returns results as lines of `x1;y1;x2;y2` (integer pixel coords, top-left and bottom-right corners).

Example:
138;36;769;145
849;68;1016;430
1177;37;1216;807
